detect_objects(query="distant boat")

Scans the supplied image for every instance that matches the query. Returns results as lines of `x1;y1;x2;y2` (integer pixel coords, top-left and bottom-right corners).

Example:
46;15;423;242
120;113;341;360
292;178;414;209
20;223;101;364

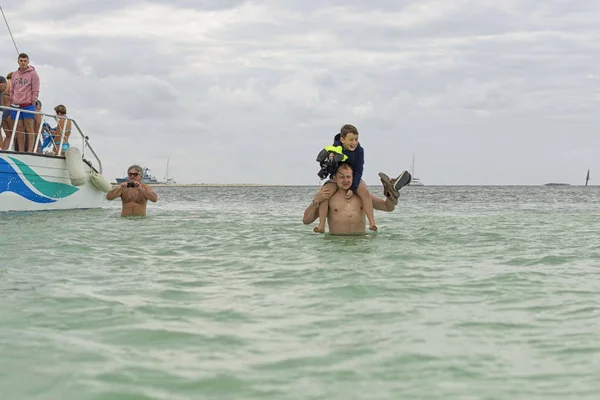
408;154;424;186
115;167;172;185
115;159;176;185
115;167;162;184
544;183;571;187
585;169;590;186
163;158;176;185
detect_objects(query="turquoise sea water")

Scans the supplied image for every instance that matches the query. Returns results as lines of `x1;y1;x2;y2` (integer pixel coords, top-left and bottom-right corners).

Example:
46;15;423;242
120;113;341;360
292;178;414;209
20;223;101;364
1;185;600;399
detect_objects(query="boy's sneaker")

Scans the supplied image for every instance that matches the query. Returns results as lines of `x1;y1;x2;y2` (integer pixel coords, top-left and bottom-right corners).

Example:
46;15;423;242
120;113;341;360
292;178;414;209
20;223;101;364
379;171;411;205
379;172;398;204
393;171;412;191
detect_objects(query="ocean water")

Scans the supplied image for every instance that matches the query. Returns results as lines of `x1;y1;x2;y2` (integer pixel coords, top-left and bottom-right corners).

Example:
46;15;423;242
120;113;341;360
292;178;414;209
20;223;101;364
1;185;600;400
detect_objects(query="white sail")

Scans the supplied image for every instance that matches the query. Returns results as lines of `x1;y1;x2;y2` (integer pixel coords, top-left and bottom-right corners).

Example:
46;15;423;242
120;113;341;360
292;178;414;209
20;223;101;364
408;153;424;186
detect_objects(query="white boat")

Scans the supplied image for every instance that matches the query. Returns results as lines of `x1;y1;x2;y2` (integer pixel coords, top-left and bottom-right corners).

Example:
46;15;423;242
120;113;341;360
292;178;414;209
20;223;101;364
163;158;176;185
408;154;424;186
0;105;109;213
410;176;424;186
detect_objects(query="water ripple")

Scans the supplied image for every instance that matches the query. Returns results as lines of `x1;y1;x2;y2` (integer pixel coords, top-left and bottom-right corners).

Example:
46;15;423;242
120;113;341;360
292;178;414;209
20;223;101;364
2;186;600;399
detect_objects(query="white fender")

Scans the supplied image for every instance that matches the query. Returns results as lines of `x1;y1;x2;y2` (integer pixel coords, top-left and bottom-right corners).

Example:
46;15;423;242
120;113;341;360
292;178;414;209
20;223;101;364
90;170;112;193
65;147;87;186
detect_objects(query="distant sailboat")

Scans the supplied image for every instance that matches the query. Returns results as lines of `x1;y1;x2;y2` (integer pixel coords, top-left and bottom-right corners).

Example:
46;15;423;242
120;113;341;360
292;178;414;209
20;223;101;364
115;158;176;185
408;154;424;186
585;169;590;186
164;158;176;185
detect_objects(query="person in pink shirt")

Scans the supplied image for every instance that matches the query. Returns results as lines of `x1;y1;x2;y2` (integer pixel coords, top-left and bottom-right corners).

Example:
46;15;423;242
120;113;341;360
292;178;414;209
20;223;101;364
10;53;40;153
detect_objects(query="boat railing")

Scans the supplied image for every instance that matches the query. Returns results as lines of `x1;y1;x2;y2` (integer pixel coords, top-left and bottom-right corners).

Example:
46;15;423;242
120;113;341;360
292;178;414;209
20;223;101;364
0;105;103;173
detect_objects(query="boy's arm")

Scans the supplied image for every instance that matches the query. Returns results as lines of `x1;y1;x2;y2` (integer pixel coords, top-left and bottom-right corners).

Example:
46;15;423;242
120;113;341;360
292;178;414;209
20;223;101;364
350;147;364;192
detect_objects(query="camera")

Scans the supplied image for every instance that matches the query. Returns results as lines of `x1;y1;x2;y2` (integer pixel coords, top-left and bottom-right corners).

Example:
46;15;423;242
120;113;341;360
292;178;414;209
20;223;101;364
316;148;344;180
126;181;136;188
318;159;334;180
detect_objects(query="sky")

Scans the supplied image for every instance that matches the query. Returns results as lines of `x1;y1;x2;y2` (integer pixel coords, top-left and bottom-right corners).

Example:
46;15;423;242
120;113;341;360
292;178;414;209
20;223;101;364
1;0;599;185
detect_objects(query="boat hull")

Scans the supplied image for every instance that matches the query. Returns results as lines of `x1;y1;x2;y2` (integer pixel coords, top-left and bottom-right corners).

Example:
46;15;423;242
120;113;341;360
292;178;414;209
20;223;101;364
0;151;104;212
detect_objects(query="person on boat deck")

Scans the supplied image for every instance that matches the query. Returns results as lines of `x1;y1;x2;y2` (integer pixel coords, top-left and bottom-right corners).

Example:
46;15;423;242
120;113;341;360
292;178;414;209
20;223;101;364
9;53;40;153
34;99;42;136
40;104;72;155
52;104;71;152
303;162;410;235
105;164;158;217
1;72;15;151
0;73;7;146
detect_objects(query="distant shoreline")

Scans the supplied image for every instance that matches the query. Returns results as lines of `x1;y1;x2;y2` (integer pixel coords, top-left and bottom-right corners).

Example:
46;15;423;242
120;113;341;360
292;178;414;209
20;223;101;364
110;183;595;187
110;183;320;187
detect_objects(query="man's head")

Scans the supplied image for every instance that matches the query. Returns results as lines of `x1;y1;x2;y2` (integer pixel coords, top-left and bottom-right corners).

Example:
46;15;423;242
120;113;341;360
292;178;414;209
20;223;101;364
127;165;143;182
334;163;353;190
339;124;359;152
17;53;29;70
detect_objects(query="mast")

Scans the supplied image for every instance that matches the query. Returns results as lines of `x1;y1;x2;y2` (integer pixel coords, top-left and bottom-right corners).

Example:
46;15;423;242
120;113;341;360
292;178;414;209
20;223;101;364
585;169;590;186
0;6;20;55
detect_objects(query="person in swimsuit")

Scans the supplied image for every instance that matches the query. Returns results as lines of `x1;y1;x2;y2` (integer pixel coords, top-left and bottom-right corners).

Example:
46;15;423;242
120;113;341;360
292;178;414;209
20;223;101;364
52;104;71;154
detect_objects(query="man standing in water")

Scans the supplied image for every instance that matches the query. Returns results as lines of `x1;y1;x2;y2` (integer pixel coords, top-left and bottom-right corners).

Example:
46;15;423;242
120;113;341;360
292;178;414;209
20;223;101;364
106;165;158;216
303;163;409;235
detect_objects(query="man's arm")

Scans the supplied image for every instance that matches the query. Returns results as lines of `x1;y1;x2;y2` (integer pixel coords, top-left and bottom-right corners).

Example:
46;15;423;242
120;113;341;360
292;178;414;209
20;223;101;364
9;74;14;101
303;199;320;225
372;193;396;212
139;183;158;202
30;71;40;104
106;186;122;200
302;188;331;224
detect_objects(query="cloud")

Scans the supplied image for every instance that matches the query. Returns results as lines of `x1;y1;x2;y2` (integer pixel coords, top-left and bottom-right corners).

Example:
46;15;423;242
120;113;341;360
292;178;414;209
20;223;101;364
1;0;599;185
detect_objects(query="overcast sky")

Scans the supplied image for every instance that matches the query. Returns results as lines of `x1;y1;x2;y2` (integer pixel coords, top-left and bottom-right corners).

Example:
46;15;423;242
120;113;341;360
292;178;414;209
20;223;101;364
2;0;599;185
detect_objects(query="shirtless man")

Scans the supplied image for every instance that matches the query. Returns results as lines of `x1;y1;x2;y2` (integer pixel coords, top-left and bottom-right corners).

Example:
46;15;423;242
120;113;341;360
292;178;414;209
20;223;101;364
303;163;409;235
105;164;158;216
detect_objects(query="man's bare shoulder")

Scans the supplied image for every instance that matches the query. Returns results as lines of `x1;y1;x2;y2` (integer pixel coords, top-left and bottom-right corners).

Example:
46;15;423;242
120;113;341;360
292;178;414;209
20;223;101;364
328;191;346;206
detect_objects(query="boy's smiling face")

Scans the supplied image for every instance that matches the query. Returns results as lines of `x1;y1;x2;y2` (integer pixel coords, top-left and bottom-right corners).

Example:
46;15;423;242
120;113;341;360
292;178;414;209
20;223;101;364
340;133;359;151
